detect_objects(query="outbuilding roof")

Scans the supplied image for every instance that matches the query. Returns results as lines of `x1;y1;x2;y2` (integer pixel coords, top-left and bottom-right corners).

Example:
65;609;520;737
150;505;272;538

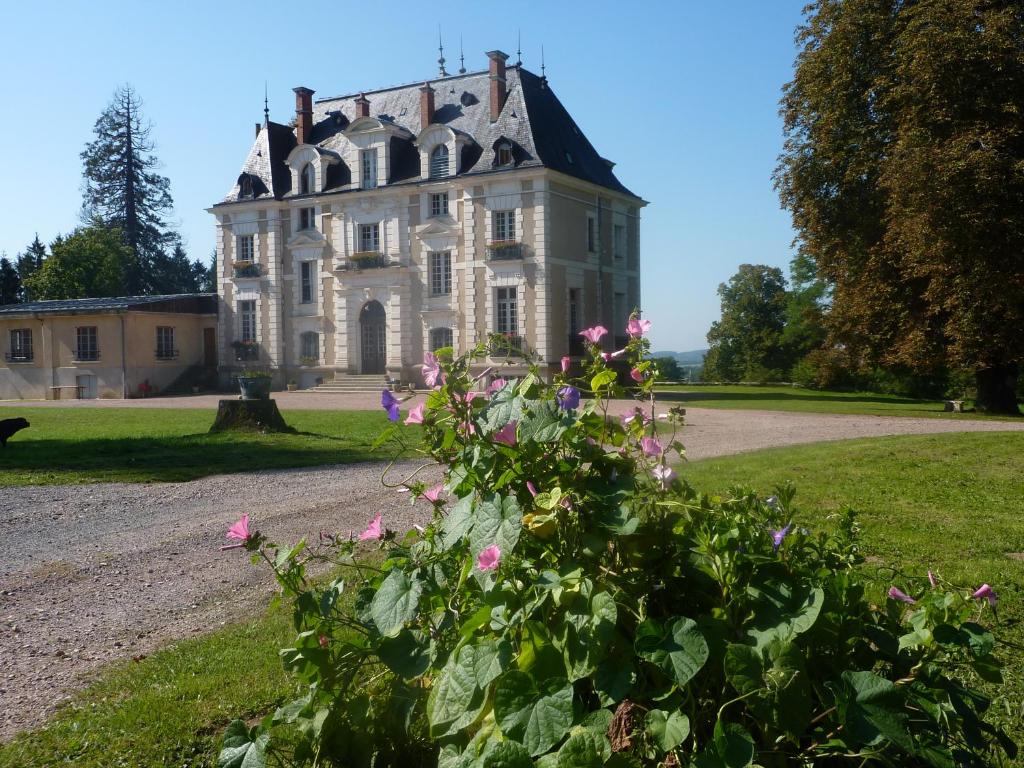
0;294;218;316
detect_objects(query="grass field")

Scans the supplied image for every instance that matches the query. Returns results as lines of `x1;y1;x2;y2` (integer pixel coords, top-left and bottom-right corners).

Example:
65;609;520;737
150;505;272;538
1;432;1020;765
655;383;1023;420
0;407;420;486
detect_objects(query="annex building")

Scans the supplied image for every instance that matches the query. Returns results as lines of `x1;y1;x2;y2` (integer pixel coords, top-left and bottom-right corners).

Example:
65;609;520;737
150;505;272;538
210;50;644;389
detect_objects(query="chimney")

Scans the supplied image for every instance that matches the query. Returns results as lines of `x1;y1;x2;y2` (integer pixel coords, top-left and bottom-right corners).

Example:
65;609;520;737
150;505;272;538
355;93;370;119
293;86;315;144
487;50;509;122
254;122;261;138
420;83;435;130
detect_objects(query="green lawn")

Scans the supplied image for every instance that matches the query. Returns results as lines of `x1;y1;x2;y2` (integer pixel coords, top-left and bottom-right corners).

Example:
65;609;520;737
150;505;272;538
655;383;1023;420
0;408;420;485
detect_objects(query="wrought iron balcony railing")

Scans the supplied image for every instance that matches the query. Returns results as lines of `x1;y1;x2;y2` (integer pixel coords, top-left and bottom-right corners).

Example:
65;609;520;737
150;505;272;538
489;333;526;357
232;342;260;362
155;349;180;360
4;352;33;362
486;241;523;261
233;261;262;278
348;251;392;270
73;350;100;362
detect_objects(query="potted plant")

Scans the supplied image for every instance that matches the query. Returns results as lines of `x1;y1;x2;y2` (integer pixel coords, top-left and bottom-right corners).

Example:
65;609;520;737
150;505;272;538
237;369;272;400
287;379;298;392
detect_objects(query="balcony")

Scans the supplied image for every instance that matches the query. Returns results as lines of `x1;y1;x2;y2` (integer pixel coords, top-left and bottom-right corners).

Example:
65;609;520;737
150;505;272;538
232;341;260;362
73;350;100;362
233;261;262;278
348;251;392;270
489;333;526;358
155;349;180;361
4;352;33;363
486;241;523;261
566;335;586;356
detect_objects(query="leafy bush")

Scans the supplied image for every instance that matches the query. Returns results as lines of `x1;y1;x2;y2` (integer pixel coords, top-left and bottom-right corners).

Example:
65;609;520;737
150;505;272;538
219;320;1015;767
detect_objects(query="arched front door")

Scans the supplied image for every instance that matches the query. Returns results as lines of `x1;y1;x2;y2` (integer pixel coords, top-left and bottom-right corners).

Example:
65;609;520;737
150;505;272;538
360;300;387;374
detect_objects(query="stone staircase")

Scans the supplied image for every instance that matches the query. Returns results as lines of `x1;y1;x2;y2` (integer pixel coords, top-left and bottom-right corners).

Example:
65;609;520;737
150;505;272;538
309;373;389;394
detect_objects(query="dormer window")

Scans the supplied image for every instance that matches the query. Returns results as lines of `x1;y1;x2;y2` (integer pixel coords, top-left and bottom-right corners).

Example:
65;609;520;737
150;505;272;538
300;163;315;194
361;149;378;189
429;144;449;179
496;141;513;167
239;175;254;199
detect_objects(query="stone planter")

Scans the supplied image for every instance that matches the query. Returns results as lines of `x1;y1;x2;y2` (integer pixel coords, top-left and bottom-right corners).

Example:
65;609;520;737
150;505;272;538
238;376;272;400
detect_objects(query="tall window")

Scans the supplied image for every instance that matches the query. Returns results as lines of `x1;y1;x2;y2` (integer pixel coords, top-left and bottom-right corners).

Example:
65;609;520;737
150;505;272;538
7;329;32;361
492;210;516;242
239;300;256;343
299;207;316;231
429;251;452;296
430;327;453;351
75;326;98;361
300;163;315;194
496;287;518;335
587;215;596;252
568;288;580;335
239;175;254;199
361;149;378;189
359;223;380;253
156;326;176;359
496;141;513;166
613;224;625;260
300;331;319;362
236;234;254;262
430;192;449;217
429;144;449;179
300;261;315;304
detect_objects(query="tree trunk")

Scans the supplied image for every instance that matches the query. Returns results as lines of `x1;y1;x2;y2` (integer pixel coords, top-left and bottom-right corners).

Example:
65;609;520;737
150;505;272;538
975;364;1021;415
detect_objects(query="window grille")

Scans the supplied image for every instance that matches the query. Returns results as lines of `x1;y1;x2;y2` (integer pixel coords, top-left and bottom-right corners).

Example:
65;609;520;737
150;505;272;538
429;251;452;296
358;223;380;253
76;326;98;361
236;235;254;262
239;301;257;343
430;192;449;217
492;210;515;242
7;329;32;361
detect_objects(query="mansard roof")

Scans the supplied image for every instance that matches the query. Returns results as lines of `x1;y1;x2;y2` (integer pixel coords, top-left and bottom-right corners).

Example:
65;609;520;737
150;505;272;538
220;66;636;204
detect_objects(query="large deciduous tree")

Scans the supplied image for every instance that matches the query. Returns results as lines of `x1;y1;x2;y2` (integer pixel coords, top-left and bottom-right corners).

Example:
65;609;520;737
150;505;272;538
25;224;134;300
776;0;1024;413
704;264;790;382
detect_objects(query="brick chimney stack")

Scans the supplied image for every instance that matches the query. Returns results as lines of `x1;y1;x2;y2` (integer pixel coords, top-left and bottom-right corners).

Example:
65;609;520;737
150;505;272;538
487;50;509;123
355;93;370;119
293;87;315;144
420;83;435;130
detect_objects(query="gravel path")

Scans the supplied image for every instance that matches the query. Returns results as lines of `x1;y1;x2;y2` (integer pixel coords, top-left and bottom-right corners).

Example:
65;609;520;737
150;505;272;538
1;406;1022;738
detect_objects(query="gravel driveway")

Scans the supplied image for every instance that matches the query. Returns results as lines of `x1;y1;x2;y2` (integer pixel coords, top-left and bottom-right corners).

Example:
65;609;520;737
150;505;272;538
1;406;1022;739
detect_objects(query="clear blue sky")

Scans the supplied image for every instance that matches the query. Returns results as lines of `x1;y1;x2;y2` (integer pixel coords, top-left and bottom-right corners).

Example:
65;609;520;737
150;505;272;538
0;0;806;352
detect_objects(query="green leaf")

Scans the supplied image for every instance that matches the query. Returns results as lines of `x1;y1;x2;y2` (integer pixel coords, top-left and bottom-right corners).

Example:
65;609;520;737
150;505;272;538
441;494;476;549
482;387;526;432
723;644;762;695
961;622;995;657
218;720;268;768
635;617;709;687
645;709;690;752
427;640;511;738
481;741;534;768
556;730;606;768
378;629;431;679
519;399;573;443
594;656;634;706
470;493;523;564
590;370;616;392
713;721;755;768
370;568;423;637
494;671;575;756
838;670;913;751
744;581;824;650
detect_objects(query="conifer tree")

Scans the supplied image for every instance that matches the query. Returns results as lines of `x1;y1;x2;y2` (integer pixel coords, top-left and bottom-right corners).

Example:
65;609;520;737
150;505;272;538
0;257;21;305
15;235;47;302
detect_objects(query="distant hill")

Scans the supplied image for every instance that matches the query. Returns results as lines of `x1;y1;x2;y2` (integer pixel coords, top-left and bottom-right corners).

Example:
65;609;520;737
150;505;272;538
651;349;707;365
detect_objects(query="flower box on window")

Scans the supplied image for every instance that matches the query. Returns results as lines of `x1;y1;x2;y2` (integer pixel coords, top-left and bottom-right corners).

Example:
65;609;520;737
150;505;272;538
486;241;522;260
349;251;390;269
299;356;319;367
232;261;262;278
488;332;526;358
231;340;260;362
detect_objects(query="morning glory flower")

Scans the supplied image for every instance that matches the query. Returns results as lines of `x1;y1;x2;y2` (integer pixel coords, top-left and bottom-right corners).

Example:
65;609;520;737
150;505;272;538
404;403;425;425
477;545;501;572
556;385;580;410
486;377;507;396
928;570;937;588
639;436;664;457
493;421;518;446
579;325;608;344
220;514;253;550
560;356;570;373
381;389;400;422
630;367;644;383
770;523;792;552
358;512;383;541
421;485;444;503
626;317;652;338
888;586;916;605
526;481;538;498
422;352;443;388
765;496;779;511
651;464;676;489
973;583;998;607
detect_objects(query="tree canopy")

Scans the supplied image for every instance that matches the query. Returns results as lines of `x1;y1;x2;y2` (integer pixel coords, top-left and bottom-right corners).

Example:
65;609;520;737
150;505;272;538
24;224;134;300
776;0;1024;413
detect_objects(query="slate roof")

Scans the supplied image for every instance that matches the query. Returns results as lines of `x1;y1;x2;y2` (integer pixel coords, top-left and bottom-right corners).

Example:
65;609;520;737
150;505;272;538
220;66;637;204
0;294;218;316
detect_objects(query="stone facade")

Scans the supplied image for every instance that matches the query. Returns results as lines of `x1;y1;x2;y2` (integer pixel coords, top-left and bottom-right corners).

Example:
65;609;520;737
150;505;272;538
210;53;644;388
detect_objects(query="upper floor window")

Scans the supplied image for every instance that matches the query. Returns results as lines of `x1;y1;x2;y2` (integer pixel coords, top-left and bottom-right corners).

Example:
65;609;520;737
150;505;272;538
299;207;316;231
239;300;257;343
587;215;597;253
7;329;32;362
300;331;319;362
429;251;452;296
75;326;99;361
430;192;449;217
300;261;315;304
492;210;516;243
360;149;378;189
300;163;315;195
429;144;449;179
359;223;380;253
236;234;254;262
429;327;453;352
156;326;176;359
496;141;513;167
613;224;625;260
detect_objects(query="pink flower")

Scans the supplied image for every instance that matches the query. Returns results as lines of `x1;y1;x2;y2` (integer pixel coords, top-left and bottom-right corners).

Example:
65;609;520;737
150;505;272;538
610;348;627;359
221;514;253;551
477;545;501;572
412;524;426;535
601;352;612;362
404;403;425;425
927;570;937;588
358;512;383;541
630;367;644;383
464;391;482;404
560;356;570;373
486;378;507;396
651;464;676;489
626;317;652;338
579;325;608;344
526;481;538;497
318;635;329;649
422;484;444;503
888;586;916;605
622;408;651;427
639;436;664;457
973;583;998;607
422;352;443;388
493;421;518;446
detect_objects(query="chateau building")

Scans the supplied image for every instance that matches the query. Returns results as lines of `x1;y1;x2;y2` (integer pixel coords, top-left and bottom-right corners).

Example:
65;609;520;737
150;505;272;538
210;50;644;389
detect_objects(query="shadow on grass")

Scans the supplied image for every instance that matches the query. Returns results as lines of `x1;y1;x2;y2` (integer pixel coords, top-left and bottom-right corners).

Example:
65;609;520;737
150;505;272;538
0;432;394;484
655;390;931;406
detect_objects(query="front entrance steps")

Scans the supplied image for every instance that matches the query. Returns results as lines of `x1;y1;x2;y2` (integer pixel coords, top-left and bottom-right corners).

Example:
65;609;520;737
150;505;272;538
308;373;389;394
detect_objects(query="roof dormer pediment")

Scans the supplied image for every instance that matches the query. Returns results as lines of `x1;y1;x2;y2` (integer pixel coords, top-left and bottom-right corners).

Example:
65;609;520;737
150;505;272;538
287;229;327;251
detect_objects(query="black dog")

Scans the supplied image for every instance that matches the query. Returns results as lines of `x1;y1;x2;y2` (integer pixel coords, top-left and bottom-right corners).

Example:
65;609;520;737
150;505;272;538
0;417;30;446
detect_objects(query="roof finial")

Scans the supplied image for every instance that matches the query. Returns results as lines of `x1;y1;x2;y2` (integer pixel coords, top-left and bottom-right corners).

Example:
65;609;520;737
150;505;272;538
438;26;448;77
541;45;547;82
459;35;466;74
263;81;269;126
516;31;522;66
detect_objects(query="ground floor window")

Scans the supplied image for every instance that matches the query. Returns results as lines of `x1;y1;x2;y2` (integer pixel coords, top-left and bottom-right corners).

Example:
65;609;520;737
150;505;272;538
496;287;518;335
75;326;98;361
7;328;32;362
300;331;319;363
430;327;453;351
156;326;176;359
239;301;256;343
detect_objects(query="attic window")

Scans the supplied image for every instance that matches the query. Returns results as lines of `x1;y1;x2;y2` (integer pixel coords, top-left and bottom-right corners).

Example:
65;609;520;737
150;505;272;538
239;175;254;199
300;163;315;195
430;144;450;179
460;92;478;107
496;141;513;167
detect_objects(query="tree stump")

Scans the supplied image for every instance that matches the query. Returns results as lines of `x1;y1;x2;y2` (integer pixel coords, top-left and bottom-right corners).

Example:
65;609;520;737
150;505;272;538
209;399;293;433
